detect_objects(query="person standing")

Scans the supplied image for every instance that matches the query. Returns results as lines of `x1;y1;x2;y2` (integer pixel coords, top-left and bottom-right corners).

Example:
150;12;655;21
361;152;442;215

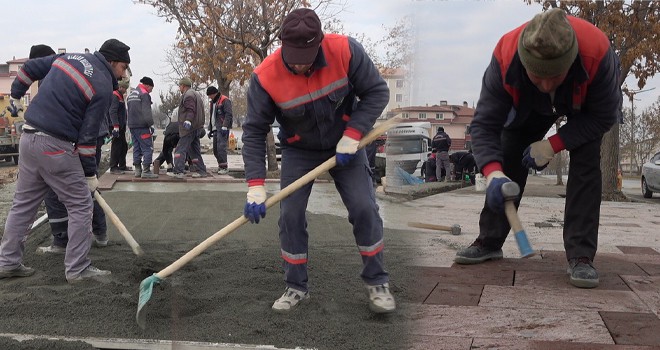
454;8;621;289
168;77;208;179
242;8;395;314
206;86;233;175
108;78;130;174
0;39;131;282
127;76;158;178
431;126;451;182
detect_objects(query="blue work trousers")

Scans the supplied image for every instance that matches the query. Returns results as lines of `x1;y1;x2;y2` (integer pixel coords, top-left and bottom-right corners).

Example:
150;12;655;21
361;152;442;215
279;147;389;292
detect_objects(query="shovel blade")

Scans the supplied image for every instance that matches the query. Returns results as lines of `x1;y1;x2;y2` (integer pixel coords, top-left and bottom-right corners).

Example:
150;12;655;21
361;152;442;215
136;274;163;329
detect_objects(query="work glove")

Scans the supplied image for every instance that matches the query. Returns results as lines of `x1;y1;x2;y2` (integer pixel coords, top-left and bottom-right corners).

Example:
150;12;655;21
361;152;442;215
485;170;512;214
244;184;267;223
336;130;361;166
219;126;229;138
183;120;192;130
522;140;554;171
86;176;99;192
112;126;120;138
8;97;23;117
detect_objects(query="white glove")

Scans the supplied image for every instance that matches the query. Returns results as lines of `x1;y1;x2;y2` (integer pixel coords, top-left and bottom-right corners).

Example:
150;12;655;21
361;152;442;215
244;185;267;224
336;134;360;166
183;120;192;130
9;97;23;111
86;176;99;192
522;140;555;170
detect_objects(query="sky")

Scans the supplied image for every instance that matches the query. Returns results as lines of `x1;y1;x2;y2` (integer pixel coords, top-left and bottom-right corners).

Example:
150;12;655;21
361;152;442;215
2;0;658;112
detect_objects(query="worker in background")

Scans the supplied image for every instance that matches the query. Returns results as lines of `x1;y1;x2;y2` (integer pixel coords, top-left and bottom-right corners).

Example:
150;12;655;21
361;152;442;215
431;126;451;182
206;86;233;175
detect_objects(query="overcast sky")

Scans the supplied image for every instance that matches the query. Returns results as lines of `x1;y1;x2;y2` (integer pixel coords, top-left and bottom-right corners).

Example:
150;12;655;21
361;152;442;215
2;0;658;111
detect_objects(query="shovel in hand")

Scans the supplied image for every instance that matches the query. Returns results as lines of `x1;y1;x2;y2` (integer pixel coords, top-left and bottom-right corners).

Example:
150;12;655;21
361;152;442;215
136;117;401;329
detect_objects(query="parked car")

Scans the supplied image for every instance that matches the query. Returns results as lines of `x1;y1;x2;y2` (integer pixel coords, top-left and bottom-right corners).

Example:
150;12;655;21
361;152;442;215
641;151;660;198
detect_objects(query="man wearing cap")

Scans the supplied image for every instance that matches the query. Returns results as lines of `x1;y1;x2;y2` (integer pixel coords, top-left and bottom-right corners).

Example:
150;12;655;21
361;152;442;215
168;77;208;179
108;78;130;174
206;86;233;175
454;9;622;289
242;8;395;314
431;126;451;182
0;38;131;283
127;76;158;178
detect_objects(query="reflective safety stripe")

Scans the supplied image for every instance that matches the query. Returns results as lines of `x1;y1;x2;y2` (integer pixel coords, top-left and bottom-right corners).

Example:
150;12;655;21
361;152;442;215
53;58;95;102
358;239;384;257
278;77;348;110
281;249;308;265
77;145;96;157
16;69;34;86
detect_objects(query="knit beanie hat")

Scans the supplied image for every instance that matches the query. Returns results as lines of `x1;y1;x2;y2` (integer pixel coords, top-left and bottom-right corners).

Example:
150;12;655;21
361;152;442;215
206;86;219;95
179;77;192;87
279;8;324;65
517;8;578;78
29;44;55;59
99;39;131;63
140;76;154;87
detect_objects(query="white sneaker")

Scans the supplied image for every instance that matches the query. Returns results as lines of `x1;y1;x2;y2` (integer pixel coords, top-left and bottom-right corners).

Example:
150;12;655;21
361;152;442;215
218;168;229;175
272;287;309;312
36;245;66;254
366;283;396;313
67;265;111;283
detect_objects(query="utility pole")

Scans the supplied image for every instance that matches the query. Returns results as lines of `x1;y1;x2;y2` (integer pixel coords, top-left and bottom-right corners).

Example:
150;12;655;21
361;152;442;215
625;87;656;176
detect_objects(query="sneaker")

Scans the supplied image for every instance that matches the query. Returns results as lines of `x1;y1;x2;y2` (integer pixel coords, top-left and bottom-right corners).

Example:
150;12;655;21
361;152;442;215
119;166;132;171
36;245;66;255
93;236;108;248
567;257;599;288
109;168;124;175
367;283;396;313
66;265;111;283
0;264;35;279
141;170;158;179
167;172;186;180
272;287;309;312
191;172;204;178
218;168;229;175
454;240;503;265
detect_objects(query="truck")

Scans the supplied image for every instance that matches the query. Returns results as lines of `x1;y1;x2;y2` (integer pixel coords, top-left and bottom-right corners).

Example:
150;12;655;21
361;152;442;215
0;95;24;165
374;121;432;181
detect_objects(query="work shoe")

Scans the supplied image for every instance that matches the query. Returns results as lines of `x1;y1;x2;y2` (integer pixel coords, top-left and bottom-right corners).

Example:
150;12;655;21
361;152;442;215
109;168;124;175
166;168;174;173
119;166;132;171
167;172;186;180
67;265;111;283
218;168;229;175
141;166;158;179
192;172;210;178
366;283;396;314
272;287;309;312
36;245;66;255
567;257;599;288
0;264;35;279
93;235;108;248
134;167;142;178
454;240;503;265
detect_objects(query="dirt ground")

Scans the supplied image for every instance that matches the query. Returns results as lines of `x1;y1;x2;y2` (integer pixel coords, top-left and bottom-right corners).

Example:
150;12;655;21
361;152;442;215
0;164;418;350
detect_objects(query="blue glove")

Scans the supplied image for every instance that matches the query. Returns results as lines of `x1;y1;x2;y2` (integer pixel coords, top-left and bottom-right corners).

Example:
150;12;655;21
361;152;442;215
336;134;360;166
522;140;554;171
244;184;267;223
183;121;192;130
485;171;512;213
220;127;229;137
111;127;120;138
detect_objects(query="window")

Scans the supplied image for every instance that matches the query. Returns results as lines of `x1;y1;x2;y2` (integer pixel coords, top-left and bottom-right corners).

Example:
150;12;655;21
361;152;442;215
395;94;403;102
435;113;444;120
419;113;427;119
466;124;471;135
402;113;409;119
396;79;404;88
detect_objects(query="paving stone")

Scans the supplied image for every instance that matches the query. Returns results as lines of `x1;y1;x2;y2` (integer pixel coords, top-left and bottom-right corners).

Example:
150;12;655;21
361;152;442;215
600;311;660;346
407;335;471;350
638;263;660;276
407;304;613;344
408;280;438;303
471;338;659;349
465;256;562;272
621;275;660;317
515;270;631;291
601;222;641;227
424;283;483;306
617;246;660;255
412;265;513;286
541;251;649;275
479;285;648;313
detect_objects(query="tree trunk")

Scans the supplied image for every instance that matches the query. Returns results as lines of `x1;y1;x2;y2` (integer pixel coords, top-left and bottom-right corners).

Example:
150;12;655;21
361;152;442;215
601;124;628;201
